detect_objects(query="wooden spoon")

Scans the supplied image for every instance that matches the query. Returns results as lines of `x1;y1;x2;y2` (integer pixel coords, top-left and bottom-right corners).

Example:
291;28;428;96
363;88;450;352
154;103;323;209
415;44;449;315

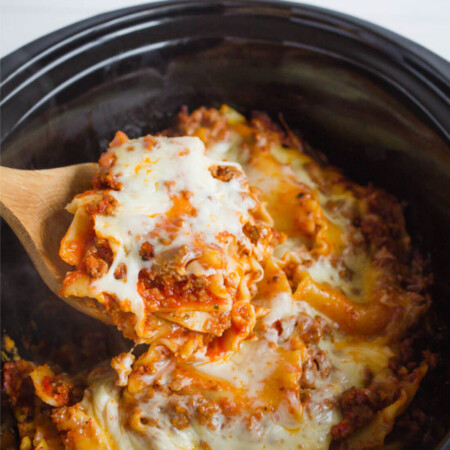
0;163;111;323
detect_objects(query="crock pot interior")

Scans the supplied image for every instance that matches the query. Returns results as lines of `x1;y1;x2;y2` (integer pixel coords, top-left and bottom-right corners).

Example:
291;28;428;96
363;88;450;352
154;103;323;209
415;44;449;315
1;2;449;447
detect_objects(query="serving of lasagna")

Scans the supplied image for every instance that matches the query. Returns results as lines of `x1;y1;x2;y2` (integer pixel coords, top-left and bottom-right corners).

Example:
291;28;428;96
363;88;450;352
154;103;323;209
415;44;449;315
3;106;433;449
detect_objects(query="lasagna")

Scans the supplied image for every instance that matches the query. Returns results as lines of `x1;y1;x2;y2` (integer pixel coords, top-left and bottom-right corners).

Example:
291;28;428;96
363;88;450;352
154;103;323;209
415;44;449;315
59;133;280;354
3;106;432;449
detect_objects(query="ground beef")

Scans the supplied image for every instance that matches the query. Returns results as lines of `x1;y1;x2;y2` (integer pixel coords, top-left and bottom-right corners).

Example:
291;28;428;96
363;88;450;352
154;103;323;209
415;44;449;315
331;384;399;441
140;242;155;261
114;263;127;280
243;223;260;244
209;164;240;182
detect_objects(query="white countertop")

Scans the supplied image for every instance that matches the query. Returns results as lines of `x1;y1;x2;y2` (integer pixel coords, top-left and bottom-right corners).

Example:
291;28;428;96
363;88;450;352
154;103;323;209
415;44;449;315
1;0;449;60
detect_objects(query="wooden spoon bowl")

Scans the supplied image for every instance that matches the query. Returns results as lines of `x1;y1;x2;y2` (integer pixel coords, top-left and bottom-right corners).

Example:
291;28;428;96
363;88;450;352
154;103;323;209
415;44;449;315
0;163;111;323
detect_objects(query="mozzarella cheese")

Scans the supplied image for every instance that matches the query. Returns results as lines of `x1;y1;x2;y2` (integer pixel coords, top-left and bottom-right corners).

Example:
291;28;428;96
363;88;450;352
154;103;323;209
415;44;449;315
74;285;397;450
67;136;262;338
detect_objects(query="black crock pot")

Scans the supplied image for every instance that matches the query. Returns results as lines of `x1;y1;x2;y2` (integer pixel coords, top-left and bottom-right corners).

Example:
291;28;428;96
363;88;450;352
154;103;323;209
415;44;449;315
1;1;449;448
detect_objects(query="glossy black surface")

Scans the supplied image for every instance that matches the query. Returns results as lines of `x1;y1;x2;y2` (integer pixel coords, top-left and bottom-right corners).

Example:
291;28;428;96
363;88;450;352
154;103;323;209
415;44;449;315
1;1;449;447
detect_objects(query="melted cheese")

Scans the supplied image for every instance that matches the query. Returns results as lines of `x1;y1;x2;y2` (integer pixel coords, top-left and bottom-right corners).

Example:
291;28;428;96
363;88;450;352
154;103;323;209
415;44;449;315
194;338;298;399
84;373;340;450
319;339;395;388
304;250;374;303
88;136;257;336
95;136;254;252
76;289;394;450
81;298;344;449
